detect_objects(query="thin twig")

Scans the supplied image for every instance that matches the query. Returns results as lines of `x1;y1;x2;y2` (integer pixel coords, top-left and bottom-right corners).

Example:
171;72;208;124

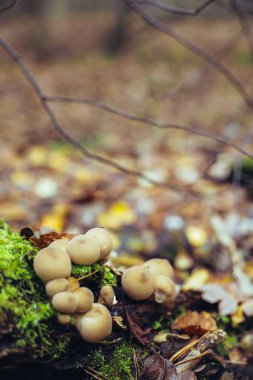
122;0;253;110
132;0;216;15
44;95;253;160
0;0;17;14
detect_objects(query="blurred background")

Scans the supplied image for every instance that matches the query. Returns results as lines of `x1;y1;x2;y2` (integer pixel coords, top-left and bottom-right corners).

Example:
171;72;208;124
1;0;253;264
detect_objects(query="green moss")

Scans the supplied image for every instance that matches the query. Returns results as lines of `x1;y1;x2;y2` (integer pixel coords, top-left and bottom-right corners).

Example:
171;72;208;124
71;262;117;287
0;220;70;359
84;342;135;380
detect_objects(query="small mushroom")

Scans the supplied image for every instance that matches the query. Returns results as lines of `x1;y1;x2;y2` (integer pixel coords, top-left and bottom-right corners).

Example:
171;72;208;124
99;285;115;307
45;278;69;297
33;247;72;283
49;239;69;252
144;258;174;278
153;275;177;305
74;287;94;313
121;265;156;301
75;303;112;343
66;235;100;265
85;228;113;259
52;291;77;314
58;314;72;325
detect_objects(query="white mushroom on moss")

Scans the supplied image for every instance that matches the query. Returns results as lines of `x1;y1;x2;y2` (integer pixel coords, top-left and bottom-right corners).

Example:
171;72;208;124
45;278;69;297
66;235;100;265
99;285;115;307
52;291;77;314
121;265;156;301
75;303;112;343
33;247;72;283
85;228;113;259
74;287;94;313
144;258;174;278
153;275;177;305
57;314;72;325
49;238;69;252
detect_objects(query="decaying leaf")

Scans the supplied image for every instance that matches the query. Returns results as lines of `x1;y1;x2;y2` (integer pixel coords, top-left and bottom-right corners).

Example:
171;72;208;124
140;354;179;380
200;284;238;315
172;311;217;336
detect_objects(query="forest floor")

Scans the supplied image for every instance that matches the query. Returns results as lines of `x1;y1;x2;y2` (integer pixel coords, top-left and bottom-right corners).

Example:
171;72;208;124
1;11;253;379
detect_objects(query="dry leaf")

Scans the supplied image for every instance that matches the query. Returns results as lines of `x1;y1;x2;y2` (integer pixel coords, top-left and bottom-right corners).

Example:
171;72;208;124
172;311;217;336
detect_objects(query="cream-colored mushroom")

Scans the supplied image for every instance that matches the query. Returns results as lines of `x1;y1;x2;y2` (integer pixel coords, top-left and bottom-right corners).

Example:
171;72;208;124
45;278;69;297
66;235;100;265
49;239;69;252
153;275;176;305
75;303;112;343
74;287;94;313
33;247;72;283
85;228;113;259
121;265;156;301
57;314;72;325
99;285;115;307
144;258;174;278
52;291;77;314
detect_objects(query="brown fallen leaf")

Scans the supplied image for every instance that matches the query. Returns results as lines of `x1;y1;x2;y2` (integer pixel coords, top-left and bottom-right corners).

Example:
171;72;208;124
140;354;179;380
172;311;217;336
25;230;75;249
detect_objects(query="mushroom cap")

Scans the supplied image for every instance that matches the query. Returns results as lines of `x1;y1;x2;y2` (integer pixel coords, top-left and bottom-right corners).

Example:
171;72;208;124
33;247;72;283
49;239;69;252
99;285;115;307
85;228;113;259
66;235;100;265
121;265;156;301
74;287;94;313
52;291;77;314
45;278;69;297
76;303;112;343
153;275;177;305
144;258;174;278
58;314;72;325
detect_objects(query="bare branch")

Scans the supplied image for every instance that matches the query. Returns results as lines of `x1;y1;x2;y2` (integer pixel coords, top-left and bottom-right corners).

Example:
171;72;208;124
122;0;253;110
135;0;216;15
0;35;200;197
43;95;253;160
0;0;17;14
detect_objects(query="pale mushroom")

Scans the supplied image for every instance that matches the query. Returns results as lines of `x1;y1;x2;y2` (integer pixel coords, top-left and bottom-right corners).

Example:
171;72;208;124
99;285;115;307
144;258;174;278
52;291;77;314
153;275;177;305
66;235;100;265
58;314;72;325
33;247;72;283
45;278;69;297
75;303;112;343
85;228;113;259
49;239;69;252
121;265;156;301
74;287;94;313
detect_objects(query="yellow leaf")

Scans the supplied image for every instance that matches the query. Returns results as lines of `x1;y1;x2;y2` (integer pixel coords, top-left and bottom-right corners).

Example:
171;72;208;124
183;268;210;290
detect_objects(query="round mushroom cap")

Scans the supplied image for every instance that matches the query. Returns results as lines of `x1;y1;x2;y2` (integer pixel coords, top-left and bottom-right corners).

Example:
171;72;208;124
99;285;115;307
49;239;69;252
52;291;77;314
58;314;72;325
76;303;112;343
121;265;156;301
74;287;94;313
66;235;100;265
45;278;69;297
33;247;72;283
144;258;174;278
85;228;113;259
153;275;177;305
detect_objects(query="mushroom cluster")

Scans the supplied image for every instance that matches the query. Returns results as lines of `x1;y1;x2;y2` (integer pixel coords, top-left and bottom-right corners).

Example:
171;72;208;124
33;227;114;343
121;258;177;306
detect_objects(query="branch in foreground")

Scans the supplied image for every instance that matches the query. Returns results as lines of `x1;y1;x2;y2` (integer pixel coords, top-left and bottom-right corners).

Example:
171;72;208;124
135;0;216;15
0;35;199;197
0;0;17;14
44;95;253;161
122;0;253;110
